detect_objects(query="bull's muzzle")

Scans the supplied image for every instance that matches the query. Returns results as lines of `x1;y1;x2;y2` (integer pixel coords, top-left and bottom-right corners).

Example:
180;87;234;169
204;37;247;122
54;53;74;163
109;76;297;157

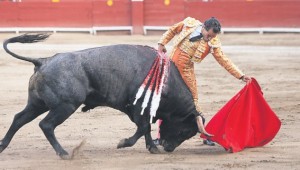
162;140;176;152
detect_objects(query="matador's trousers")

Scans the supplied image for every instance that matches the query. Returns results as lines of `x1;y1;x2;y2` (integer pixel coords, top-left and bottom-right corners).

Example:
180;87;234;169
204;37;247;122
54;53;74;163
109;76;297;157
171;48;202;113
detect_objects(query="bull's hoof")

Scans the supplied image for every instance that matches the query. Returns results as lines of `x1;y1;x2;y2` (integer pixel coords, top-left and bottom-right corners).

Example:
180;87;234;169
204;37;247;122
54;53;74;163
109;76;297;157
58;150;71;160
60;154;72;160
0;140;7;153
149;146;160;154
117;138;134;148
117;138;129;149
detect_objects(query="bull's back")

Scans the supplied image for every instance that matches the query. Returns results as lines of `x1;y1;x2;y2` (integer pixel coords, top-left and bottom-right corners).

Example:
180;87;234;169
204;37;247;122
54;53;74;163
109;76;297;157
30;44;195;117
36;44;157;110
82;45;157;107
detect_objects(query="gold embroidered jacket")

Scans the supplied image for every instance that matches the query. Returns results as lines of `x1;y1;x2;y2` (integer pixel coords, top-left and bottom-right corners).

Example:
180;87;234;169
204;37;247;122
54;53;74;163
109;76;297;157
158;17;244;79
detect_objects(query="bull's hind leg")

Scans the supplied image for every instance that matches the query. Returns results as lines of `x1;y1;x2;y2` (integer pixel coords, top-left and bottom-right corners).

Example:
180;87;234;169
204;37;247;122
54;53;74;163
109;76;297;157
39;103;79;159
0;102;48;153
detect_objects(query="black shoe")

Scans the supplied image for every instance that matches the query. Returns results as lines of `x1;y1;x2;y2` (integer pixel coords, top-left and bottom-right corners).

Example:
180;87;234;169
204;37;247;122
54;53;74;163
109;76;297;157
203;139;215;146
153;138;161;145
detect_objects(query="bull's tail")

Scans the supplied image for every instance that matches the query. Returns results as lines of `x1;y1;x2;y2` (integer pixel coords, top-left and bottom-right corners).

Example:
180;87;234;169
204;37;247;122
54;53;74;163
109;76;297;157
3;33;50;66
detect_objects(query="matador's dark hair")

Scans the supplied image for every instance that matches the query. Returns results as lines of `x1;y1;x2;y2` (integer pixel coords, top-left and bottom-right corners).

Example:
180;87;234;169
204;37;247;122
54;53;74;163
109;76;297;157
204;17;221;33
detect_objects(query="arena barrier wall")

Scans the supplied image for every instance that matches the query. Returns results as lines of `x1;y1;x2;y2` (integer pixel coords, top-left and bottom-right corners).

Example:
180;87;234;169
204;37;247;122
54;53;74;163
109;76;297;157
0;0;299;34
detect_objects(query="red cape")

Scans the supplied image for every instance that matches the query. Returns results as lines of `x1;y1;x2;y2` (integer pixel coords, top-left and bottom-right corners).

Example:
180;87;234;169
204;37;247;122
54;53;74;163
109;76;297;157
201;78;281;152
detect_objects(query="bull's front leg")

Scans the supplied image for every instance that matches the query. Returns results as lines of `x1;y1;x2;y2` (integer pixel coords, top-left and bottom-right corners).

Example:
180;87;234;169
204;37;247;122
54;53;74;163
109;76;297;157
117;114;159;154
145;131;160;154
117;123;148;149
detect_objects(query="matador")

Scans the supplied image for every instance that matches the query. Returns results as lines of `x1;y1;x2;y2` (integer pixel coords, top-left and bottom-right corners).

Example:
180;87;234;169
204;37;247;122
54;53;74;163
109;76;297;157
155;17;250;146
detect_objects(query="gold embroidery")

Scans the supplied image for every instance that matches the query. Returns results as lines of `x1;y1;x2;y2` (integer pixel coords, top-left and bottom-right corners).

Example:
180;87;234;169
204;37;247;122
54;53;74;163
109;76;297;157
172;49;202;112
194;99;202;113
183;17;201;28
158;17;202;60
157;21;185;46
179;38;200;56
191;56;203;63
208;36;222;50
172;18;201;48
158;17;245;114
192;40;210;63
157;17;202;47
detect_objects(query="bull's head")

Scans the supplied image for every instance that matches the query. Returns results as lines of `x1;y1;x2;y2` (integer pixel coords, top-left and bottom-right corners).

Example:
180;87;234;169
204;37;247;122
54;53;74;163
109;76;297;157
159;113;198;152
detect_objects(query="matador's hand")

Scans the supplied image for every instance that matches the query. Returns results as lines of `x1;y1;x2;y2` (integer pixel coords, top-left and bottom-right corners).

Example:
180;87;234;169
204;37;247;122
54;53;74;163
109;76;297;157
158;44;167;53
241;75;251;83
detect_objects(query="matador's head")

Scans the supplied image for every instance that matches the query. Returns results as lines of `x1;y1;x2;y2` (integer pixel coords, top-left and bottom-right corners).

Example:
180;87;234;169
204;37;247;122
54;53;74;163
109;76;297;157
201;17;221;42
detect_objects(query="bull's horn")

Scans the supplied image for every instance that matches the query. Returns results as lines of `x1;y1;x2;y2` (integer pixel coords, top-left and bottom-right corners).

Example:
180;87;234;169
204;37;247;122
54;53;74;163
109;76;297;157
197;116;214;137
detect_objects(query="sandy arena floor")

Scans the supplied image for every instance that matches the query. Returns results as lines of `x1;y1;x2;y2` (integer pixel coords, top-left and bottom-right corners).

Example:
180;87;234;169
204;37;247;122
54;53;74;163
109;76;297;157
0;33;299;170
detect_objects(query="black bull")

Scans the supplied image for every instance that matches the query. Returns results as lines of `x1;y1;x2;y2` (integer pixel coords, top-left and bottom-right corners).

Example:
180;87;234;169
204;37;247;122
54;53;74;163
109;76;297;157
0;34;200;159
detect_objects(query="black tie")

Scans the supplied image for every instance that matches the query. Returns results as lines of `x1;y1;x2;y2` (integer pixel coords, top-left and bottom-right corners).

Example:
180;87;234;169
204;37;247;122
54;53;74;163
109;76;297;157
189;33;203;42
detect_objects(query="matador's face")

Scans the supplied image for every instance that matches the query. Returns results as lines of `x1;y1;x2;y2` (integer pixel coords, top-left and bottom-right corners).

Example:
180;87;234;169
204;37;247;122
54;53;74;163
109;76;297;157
201;27;217;42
